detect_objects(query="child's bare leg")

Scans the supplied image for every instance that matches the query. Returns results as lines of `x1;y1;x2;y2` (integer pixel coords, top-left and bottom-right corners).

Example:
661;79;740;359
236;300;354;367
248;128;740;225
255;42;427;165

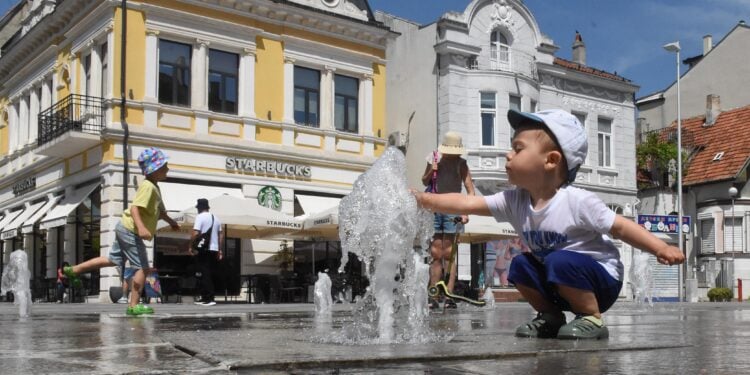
443;237;457;292
516;283;563;316
129;268;146;307
429;236;445;287
71;257;116;275
556;284;601;318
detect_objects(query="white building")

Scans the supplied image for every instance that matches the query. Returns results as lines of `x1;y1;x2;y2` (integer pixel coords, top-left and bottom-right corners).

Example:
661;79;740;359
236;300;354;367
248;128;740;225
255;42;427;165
380;0;640;298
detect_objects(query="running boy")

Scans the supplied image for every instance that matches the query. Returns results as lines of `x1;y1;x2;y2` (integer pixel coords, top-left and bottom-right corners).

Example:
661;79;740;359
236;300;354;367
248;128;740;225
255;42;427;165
64;147;180;316
414;109;684;339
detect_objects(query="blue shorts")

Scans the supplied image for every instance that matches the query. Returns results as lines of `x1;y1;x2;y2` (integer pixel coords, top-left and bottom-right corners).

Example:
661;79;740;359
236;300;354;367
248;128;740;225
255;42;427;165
434;213;461;234
508;251;622;314
108;222;149;270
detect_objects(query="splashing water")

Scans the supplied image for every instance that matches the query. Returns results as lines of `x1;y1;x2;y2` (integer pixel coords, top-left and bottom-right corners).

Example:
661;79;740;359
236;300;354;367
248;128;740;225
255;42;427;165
322;147;439;344
1;250;32;318
314;272;333;316
630;249;654;306
482;288;496;308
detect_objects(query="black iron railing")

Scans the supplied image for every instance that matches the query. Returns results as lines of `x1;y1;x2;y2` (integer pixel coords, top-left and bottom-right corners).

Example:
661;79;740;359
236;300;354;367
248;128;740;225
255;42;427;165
37;94;105;147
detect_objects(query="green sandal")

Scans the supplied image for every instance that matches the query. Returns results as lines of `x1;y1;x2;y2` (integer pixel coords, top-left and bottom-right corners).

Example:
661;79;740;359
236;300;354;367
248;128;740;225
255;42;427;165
515;312;566;338
126;304;155;316
62;266;82;289
557;315;609;340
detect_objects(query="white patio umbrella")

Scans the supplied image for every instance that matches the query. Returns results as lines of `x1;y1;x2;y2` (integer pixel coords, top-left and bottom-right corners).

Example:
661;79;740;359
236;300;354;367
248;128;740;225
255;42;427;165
158;194;302;238
458;215;518;244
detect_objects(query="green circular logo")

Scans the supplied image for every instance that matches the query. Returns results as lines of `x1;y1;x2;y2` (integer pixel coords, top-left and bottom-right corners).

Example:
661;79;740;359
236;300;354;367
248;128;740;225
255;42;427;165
258;186;282;211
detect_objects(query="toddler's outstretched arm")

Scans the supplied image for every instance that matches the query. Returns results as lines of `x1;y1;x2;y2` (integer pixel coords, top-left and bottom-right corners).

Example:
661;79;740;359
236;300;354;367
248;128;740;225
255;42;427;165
413;191;492;216
610;215;685;265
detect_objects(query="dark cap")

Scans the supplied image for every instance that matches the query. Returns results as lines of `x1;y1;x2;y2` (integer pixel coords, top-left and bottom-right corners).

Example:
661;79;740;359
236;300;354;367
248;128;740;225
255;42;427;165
196;198;210;210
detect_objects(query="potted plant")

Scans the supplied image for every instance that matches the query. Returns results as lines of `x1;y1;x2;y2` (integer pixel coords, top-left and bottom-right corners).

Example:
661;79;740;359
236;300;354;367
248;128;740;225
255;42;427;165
707;287;733;302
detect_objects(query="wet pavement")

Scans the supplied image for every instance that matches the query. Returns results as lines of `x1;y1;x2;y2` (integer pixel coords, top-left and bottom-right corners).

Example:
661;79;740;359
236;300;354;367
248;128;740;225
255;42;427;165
1;301;748;374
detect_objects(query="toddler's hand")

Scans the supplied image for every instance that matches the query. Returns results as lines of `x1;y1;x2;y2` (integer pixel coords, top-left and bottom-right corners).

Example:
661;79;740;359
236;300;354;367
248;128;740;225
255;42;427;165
410;189;427;208
655;245;684;265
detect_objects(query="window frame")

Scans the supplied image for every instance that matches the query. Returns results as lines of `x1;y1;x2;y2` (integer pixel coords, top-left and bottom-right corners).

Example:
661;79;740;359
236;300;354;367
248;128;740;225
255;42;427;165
490;29;511;70
207;48;239;115
573;112;588;165
479;92;496;147
293;65;321;127
597;116;613;168
700;219;716;254
723;216;743;253
334;74;359;133
157;39;192;107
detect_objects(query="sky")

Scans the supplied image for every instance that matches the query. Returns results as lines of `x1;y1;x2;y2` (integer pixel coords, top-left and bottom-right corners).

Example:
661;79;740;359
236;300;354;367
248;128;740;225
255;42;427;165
0;0;746;97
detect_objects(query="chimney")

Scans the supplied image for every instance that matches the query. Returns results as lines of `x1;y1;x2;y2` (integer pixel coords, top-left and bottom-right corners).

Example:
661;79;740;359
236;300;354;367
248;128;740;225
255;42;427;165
572;31;586;65
704;94;721;126
703;35;713;55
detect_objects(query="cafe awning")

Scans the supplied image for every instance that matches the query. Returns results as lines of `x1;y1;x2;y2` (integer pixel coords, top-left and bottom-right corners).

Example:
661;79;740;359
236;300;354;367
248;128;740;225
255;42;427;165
1;201;47;240
0;209;24;236
296;194;341;216
158;194;303;238
39;183;100;230
158;182;243;214
21;196;62;233
459;215;517;244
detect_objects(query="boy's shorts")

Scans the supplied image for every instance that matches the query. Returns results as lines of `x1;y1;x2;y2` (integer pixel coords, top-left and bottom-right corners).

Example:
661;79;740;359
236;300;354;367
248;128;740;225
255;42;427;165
434;213;462;234
508;250;622;314
108;222;149;270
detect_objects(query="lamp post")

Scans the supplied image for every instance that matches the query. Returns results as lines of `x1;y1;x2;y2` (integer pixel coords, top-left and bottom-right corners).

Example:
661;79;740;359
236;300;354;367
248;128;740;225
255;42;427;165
664;41;684;300
729;186;738;290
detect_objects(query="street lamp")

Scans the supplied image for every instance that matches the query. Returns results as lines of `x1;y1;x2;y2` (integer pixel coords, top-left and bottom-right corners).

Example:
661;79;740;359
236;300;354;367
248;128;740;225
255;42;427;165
729;186;738;288
664;41;684;300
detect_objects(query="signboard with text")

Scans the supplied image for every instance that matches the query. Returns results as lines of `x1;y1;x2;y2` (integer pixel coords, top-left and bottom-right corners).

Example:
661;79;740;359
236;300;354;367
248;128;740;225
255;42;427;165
637;214;691;234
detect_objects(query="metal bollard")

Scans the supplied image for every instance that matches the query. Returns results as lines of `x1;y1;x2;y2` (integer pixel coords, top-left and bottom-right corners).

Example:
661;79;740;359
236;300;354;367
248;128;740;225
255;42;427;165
739;279;743;302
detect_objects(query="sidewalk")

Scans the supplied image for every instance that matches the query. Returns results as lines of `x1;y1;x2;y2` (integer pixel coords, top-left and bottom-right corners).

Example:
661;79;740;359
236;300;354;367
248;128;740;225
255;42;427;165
1;301;749;373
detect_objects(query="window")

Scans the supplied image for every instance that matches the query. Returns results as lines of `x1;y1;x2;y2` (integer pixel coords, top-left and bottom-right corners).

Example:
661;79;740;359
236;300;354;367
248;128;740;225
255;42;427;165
101;42;108;97
606;204;623;214
530;100;537;113
490;30;510;70
334;74;358;133
700;219;715;254
158;40;191;107
598;117;612;168
480;92;495;146
724;217;742;252
509;95;521;141
294;66;320;127
208;49;239;114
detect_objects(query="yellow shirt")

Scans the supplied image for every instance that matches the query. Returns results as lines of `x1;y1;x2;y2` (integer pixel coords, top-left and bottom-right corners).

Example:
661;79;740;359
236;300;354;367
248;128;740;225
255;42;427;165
121;179;164;234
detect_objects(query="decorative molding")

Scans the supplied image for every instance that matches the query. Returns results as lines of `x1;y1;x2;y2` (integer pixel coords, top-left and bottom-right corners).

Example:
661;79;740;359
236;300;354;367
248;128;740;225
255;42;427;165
540;72;628;102
196;39;211;48
243;48;256;57
284;56;296;65
561;96;622;116
146;29;160;37
487;0;515;32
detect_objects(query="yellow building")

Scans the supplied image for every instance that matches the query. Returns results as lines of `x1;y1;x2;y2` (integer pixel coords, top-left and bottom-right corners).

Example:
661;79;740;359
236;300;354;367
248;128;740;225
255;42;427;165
0;0;393;302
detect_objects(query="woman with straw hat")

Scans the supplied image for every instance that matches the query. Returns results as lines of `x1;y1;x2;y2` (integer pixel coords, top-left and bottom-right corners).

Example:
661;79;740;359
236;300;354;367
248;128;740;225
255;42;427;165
421;131;476;309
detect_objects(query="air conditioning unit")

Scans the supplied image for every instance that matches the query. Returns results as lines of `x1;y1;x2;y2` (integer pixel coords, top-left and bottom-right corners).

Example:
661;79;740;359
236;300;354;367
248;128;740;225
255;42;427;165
388;130;407;148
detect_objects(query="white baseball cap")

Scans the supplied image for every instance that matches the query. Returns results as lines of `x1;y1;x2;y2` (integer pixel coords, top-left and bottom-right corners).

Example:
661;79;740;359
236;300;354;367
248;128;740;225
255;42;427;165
507;109;588;183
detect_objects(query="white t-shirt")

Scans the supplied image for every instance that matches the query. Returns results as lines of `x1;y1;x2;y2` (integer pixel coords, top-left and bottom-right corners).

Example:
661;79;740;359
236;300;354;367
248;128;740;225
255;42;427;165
193;212;222;251
484;185;623;281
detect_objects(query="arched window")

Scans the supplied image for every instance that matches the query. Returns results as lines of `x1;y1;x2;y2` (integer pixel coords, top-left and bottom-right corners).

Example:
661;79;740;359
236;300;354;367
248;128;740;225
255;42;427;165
490;30;511;70
607;204;624;215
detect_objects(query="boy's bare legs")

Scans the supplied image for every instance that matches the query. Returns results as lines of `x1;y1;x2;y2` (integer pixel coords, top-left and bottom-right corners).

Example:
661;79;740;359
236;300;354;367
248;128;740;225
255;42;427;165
556;284;601;318
515;283;563;317
129;268;147;308
70;257;116;275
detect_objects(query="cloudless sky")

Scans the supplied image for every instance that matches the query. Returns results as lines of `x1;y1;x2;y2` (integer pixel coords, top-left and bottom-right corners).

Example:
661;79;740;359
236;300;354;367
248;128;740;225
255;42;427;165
0;0;747;97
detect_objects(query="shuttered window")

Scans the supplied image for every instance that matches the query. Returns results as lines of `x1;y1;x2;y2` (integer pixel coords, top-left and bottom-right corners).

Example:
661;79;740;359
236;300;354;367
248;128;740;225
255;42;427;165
700;219;715;254
724;217;743;252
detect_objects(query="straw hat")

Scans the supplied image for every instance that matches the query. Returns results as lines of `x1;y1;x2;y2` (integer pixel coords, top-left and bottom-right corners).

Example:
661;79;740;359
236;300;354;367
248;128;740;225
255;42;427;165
438;131;465;155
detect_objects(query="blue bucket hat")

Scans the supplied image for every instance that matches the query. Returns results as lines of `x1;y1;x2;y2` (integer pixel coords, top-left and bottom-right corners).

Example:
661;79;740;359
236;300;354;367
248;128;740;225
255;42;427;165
137;147;168;176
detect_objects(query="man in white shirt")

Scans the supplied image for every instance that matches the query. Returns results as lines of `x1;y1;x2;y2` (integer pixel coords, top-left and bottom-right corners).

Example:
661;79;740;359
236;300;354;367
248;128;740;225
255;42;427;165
190;198;223;306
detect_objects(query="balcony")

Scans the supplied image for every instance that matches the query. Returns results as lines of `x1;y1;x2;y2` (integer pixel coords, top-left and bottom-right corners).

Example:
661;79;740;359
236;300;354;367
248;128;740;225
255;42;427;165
468;48;538;81
36;94;105;157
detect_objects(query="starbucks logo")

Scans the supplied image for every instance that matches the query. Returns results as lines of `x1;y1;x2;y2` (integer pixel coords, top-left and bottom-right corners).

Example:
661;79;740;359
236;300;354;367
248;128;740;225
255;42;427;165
258;186;282;211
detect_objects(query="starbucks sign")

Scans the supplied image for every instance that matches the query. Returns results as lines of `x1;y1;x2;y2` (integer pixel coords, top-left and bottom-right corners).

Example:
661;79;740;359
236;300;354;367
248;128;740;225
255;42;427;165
258;186;282;211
